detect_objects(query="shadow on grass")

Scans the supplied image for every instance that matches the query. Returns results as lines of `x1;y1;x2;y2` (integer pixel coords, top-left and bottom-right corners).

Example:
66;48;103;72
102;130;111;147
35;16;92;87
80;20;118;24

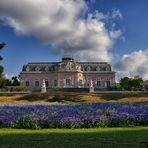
15;92;148;103
99;93;148;101
16;92;85;103
0;93;20;97
16;93;49;101
0;128;148;148
49;94;84;103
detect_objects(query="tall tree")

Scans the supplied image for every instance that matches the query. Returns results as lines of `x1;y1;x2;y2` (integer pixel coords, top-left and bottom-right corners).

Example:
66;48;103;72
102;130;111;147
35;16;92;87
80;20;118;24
0;42;5;77
11;76;20;86
0;77;5;88
0;42;5;50
131;77;143;90
120;77;132;91
120;76;143;91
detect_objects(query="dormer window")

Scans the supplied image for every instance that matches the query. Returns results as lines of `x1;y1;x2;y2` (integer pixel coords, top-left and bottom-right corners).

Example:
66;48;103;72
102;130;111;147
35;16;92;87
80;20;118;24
106;66;110;71
101;67;106;71
96;66;100;71
54;66;58;71
35;66;40;71
51;67;54;71
26;66;30;72
45;66;49;72
87;66;91;71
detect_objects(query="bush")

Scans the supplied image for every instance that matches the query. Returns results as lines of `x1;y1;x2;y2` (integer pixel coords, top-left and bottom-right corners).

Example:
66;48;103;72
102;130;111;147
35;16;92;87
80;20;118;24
95;120;110;127
7;86;29;92
14;116;38;129
110;116;132;127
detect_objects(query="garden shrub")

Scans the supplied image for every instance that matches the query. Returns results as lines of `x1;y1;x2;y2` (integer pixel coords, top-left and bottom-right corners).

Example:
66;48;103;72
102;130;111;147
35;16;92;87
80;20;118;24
95;120;110;127
14;116;38;129
7;86;29;92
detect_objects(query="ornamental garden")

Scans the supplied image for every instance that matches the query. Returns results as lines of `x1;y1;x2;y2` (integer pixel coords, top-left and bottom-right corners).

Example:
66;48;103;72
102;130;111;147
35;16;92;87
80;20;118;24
0;42;148;147
0;103;148;129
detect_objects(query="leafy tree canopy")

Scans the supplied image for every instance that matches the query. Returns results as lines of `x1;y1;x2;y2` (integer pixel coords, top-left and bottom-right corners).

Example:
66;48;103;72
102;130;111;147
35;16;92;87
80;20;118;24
0;65;4;77
120;76;143;91
11;76;20;86
0;42;5;77
0;42;6;50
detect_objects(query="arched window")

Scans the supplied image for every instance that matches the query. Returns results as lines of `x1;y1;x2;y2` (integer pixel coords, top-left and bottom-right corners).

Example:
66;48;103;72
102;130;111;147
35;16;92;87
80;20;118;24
26;66;30;72
106;80;111;87
45;66;49;72
96;77;101;87
97;80;101;87
96;66;100;71
78;79;82;88
25;81;29;86
54;66;58;71
106;66;110;71
35;79;40;87
66;79;71;87
45;79;49;87
87;66;91;71
54;80;58;87
35;66;40;71
87;80;90;87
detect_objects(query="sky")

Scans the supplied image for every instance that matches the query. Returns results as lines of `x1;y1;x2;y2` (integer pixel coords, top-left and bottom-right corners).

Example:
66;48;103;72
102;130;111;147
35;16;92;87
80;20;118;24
0;0;148;81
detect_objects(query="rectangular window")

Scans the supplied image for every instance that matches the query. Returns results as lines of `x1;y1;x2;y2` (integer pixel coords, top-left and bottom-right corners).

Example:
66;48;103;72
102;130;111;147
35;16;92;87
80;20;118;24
87;81;90;87
106;81;110;87
79;80;82;87
97;80;101;87
25;81;29;86
54;80;58;87
35;81;39;87
45;80;49;87
66;79;71;87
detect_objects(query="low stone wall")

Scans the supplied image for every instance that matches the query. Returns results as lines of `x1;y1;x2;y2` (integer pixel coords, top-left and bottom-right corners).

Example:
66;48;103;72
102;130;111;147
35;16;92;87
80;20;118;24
0;89;147;94
0;91;32;94
94;91;148;94
46;88;89;92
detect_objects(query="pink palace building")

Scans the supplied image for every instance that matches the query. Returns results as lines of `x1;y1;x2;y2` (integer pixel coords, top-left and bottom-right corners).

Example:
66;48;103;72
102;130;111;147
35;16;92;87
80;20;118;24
20;56;116;91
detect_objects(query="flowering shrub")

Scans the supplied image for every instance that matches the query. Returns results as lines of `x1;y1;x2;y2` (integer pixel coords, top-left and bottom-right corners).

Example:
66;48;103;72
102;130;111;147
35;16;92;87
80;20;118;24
0;103;148;129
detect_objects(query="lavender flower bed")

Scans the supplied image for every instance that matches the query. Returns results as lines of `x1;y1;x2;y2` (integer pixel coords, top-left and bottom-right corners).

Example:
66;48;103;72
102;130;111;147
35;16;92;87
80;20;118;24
0;103;148;129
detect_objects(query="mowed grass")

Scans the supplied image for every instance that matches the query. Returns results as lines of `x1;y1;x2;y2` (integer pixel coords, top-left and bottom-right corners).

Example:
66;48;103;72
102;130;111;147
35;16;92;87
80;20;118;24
0;127;148;148
0;91;148;104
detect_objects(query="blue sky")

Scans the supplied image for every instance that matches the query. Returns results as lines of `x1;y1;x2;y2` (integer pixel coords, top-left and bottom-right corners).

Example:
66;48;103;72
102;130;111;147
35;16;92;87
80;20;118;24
88;0;148;54
0;0;148;80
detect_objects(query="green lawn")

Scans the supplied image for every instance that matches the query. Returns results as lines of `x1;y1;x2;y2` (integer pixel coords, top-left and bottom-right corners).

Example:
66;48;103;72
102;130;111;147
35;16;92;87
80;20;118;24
0;92;148;104
0;127;148;148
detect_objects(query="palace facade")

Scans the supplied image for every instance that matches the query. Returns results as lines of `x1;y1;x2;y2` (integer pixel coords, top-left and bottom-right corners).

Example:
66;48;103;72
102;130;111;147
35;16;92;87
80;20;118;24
20;57;115;90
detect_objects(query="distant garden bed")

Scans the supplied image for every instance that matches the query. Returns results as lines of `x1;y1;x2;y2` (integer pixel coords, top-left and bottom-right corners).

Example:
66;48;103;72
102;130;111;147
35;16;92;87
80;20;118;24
0;103;148;129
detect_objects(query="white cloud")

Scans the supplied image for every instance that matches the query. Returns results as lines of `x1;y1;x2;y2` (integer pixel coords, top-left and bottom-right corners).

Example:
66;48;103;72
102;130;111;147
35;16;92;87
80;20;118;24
112;8;123;19
0;0;122;62
74;50;112;62
1;1;147;81
110;30;122;39
114;50;148;80
4;74;14;79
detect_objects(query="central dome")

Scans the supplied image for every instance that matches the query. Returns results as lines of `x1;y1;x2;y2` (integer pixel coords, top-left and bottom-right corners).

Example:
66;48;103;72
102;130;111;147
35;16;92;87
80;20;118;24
62;55;74;61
